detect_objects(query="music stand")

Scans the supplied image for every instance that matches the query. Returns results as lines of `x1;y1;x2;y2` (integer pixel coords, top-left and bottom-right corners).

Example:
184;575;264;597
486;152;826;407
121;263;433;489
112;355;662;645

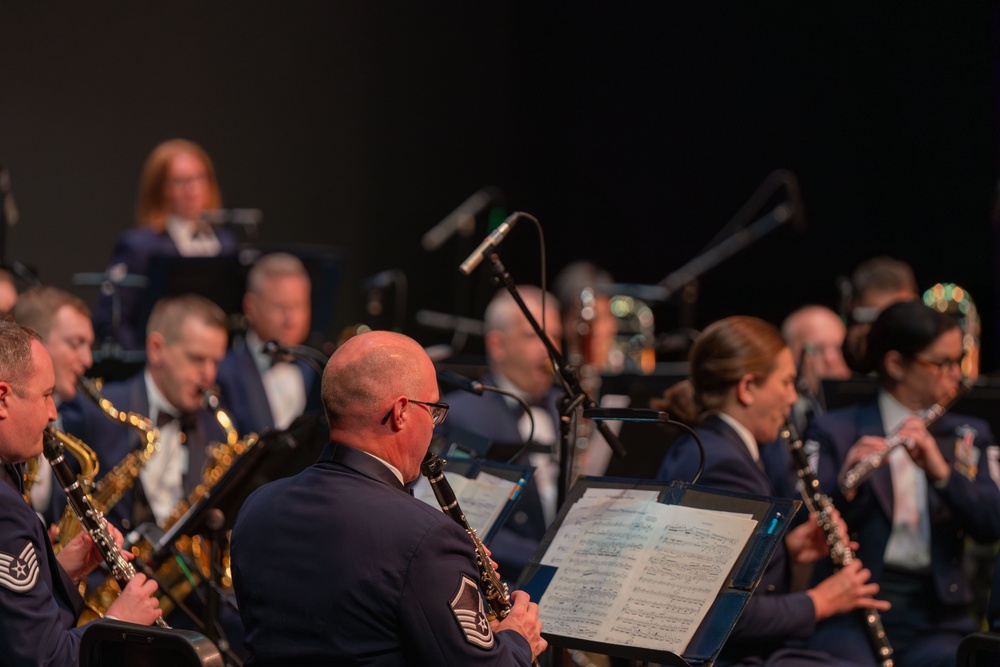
517;478;799;666
135;256;245;339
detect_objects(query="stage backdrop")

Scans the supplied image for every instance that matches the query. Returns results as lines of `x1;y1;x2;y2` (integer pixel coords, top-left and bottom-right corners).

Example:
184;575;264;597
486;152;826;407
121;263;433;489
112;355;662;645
1;3;997;367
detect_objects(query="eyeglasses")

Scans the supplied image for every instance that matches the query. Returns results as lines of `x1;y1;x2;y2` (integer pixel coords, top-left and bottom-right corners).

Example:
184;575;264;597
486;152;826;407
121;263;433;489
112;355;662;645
381;399;449;426
914;355;964;374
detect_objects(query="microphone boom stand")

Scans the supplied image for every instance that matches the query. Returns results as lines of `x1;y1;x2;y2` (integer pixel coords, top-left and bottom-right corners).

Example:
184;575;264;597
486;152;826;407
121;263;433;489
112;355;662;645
483;251;626;510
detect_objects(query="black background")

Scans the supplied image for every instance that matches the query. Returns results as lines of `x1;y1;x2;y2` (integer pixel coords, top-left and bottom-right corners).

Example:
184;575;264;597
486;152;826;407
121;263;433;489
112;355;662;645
2;4;998;367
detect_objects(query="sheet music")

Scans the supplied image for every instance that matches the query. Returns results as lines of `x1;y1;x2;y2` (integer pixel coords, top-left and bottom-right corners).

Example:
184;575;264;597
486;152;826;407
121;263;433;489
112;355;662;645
413;470;518;536
541;487;661;567
538;491;757;655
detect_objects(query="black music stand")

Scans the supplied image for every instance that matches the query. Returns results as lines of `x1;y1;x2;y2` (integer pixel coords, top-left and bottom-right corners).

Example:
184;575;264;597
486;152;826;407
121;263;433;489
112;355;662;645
135;256;245;339
517;478;799;666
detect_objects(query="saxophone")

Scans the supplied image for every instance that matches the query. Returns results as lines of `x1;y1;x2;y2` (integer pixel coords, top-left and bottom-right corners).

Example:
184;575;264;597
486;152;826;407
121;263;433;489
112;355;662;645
42;426;169;628
83;391;258;618
781;423;893;667
53;378;160;554
44;429;101;556
420;451;541;667
22;455;39;504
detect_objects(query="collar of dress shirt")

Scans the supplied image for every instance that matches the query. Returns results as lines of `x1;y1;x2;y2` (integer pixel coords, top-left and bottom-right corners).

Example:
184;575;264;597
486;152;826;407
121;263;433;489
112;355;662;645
367;452;405;486
713;411;761;462
245;330;272;375
144;368;182;426
878;388;918;434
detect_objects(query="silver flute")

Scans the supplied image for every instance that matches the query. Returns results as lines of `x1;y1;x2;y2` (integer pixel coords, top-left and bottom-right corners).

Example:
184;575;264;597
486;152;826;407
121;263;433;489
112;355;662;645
839;383;967;495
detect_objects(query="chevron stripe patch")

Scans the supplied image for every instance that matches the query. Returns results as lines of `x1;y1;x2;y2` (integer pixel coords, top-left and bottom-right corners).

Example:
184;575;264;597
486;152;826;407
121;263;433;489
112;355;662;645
449;573;494;649
0;541;39;593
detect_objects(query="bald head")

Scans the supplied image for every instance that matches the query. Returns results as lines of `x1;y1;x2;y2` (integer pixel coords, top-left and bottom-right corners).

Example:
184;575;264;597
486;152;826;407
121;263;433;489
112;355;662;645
322;331;430;427
781;305;851;392
322;331;439;480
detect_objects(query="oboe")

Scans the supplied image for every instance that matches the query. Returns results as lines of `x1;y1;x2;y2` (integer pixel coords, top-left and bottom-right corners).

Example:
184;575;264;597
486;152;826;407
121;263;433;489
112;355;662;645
781;423;892;667
42;426;170;628
839;382;967;495
420;451;540;667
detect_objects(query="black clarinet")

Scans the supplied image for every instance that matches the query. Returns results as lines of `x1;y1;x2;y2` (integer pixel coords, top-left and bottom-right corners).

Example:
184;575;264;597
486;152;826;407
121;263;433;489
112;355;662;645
781;423;892;667
420;452;540;667
42;426;170;628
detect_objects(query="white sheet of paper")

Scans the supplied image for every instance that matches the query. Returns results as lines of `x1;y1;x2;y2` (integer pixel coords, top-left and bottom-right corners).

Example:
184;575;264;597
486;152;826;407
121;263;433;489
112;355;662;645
413;470;519;536
538;497;757;656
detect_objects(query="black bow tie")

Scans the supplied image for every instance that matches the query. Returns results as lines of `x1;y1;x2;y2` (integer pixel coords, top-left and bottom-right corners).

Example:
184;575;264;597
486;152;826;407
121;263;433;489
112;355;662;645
157;411;197;432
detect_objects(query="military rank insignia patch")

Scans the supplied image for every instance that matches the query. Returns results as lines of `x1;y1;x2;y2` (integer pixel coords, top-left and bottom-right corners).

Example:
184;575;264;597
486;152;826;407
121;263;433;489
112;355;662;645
0;541;39;593
450;574;494;649
953;425;979;482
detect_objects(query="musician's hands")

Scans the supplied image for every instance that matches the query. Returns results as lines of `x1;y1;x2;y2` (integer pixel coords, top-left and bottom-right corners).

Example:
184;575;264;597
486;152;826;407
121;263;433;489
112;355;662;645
55;522;132;583
840;435;886;500
493;590;547;659
807;559;891;621
897;416;950;483
785;514;832;564
106;572;163;626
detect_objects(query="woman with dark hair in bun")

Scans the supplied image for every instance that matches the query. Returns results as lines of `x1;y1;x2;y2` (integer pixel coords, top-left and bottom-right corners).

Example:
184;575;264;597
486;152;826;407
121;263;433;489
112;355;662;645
804;300;1000;667
656;316;886;667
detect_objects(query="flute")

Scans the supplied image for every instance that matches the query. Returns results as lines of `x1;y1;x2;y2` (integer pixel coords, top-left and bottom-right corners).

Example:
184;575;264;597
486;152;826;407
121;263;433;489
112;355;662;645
838;383;967;495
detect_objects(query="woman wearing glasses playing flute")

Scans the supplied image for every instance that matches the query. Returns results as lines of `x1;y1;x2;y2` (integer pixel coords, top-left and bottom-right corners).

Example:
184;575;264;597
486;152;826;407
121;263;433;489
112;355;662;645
805;300;1000;667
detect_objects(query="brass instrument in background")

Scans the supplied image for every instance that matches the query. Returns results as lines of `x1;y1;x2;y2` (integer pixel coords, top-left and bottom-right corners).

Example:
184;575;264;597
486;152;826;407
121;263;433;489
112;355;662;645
46;429;100;556
21;456;39;504
202;386;239;445
53;378;161;554
923;282;979;380
606;294;656;375
83;390;258;619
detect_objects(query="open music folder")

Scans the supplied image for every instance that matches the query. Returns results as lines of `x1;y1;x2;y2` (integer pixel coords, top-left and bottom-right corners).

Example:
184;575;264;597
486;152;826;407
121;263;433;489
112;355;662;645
411;457;535;543
517;478;799;666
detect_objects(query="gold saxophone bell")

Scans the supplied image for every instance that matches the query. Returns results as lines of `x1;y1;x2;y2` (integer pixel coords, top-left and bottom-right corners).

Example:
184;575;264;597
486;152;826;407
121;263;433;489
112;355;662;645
48;429;100;555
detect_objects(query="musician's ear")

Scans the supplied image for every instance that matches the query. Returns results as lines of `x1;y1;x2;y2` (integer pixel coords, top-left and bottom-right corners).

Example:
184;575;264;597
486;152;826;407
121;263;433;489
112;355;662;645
884;351;905;382
0;382;11;418
735;373;755;406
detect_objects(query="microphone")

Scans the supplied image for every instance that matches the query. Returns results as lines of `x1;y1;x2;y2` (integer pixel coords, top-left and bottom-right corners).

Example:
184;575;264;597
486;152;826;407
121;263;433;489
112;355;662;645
458;212;520;276
436;370;484;396
422;187;503;252
0;163;19;227
362;269;401;317
263;340;329;376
